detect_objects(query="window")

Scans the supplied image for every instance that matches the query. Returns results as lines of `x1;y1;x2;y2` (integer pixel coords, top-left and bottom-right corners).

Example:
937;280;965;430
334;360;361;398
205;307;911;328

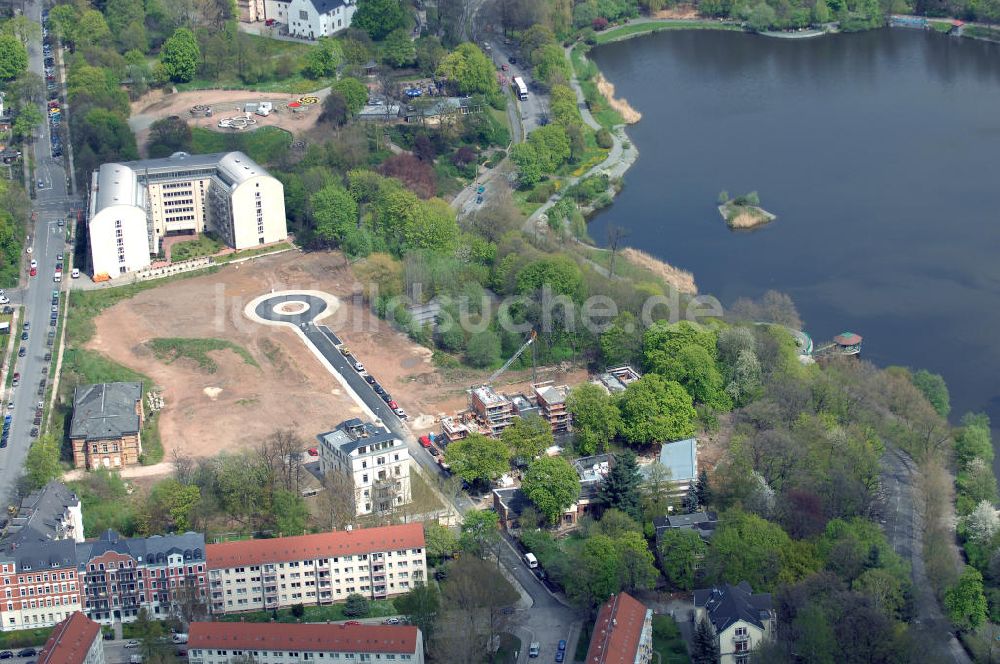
299;10;307;19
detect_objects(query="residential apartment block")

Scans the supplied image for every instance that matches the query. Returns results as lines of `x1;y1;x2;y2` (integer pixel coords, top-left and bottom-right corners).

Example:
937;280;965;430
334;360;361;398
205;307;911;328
532;381;571;433
76;530;207;625
38;612;105;664
69;382;143;470
0;539;82;631
87;151;286;279
206;523;425;614
585;592;653;664
693;582;774;664
188;621;423;664
317;419;411;516
4;482;84;545
469;386;514;437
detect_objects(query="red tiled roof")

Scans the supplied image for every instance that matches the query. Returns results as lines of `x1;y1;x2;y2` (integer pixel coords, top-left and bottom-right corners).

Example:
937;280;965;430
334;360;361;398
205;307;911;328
188;622;419;655
206;524;424;569
585;592;650;664
39;612;101;664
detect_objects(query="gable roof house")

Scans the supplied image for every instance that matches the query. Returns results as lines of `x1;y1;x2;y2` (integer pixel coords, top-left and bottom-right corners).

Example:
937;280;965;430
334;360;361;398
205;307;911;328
2;482;84;545
693;582;774;664
283;0;356;39
584;592;653;664
69;382;143;470
652;511;718;543
38;612;104;664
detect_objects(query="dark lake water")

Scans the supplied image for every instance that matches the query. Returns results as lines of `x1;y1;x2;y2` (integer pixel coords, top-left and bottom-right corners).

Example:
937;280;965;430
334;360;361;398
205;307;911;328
589;28;1000;461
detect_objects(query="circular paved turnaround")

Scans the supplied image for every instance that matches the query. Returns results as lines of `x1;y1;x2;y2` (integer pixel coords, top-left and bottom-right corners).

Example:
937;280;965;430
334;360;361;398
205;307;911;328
244;290;340;328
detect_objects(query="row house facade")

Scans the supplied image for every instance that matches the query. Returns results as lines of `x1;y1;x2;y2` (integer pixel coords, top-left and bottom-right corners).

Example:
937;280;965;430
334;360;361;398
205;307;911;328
76;530;207;625
206;523;425;615
0;540;82;631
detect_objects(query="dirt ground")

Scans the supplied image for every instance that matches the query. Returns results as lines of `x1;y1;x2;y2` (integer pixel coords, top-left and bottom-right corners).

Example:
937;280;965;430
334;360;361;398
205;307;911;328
652;4;702;18
129;88;325;154
87;251;589;460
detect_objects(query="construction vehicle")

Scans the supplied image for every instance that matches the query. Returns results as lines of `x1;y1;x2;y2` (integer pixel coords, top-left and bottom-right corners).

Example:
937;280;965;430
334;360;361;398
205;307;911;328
485;330;536;385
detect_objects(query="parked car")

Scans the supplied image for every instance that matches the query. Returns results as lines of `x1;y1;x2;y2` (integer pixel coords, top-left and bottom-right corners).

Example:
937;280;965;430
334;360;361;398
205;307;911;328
394;408;407;419
29;267;36;277
388;400;398;410
380;392;392;403
353;361;364;372
364;374;376;385
21;331;27;340
18;648;36;657
373;384;385;395
23;322;29;331
44;353;51;361
343;621;361;626
18;347;25;357
381;618;400;625
307;447;318;457
555;650;565;662
124;641;139;649
428;447;440;457
419;435;432;448
0;649;13;659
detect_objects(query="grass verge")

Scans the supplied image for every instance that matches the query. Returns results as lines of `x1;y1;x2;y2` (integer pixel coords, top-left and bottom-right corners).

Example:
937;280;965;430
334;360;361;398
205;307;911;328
170;235;224;262
214;242;295;264
652;614;691;663
0;626;53;648
216;600;397;623
594;19;742;45
191;126;294;166
147;337;259;373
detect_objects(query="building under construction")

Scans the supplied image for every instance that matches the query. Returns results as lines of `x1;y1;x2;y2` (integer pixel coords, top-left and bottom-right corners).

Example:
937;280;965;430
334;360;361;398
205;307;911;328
532;381;571;433
469;386;515;437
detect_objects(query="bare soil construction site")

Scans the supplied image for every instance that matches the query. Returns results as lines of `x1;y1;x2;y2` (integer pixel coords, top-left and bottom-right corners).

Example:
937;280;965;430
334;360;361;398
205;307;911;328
85;252;585;461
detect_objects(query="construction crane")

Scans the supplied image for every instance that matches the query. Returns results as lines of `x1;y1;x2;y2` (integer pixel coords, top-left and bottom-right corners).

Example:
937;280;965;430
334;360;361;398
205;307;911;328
486;330;537;385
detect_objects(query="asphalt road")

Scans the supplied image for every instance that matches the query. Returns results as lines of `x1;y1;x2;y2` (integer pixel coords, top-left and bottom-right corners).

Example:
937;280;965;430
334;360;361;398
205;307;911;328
0;0;74;506
253;294;475;513
486;40;547;136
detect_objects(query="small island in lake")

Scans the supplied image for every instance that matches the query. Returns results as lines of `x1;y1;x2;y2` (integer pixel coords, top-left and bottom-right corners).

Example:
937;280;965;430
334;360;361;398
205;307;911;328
717;190;777;229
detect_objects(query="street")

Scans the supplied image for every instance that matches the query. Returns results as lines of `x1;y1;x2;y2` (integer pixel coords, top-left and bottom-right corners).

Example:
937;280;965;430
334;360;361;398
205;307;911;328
0;0;76;507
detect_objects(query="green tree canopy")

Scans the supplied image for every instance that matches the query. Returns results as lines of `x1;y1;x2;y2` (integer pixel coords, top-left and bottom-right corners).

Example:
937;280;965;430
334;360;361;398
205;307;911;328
304;38;344;78
945;566;988;631
437;42;498;98
0;35;28;80
526;124;571;172
310;183;359;246
353;0;407;40
424;522;459;564
911;369;950;418
521;456;581;524
501;414;554;461
599;450;642;520
566;383;621;455
445;433;511;485
331;77;369;114
658;529;707;591
393;583;439;649
459;509;500;558
644;320;718;374
382;28;416;67
617;374;696;446
160;27;201;82
516;255;583;299
24;435;62;490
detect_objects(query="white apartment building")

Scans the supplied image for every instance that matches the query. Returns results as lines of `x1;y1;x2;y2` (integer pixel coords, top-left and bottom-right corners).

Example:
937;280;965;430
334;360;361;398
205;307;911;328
694;582;775;664
188;621;423;664
205;524;425;614
38;612;105;664
317;419;412;516
265;0;356;38
87;151;287;279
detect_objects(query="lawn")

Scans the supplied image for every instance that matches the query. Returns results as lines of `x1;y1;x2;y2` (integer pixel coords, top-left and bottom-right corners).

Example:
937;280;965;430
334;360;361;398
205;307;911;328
652;614;692;664
0;626;53;648
146;337;259;373
170;235;224;262
929;20;955;33
570;44;625;130
964;25;1000;41
217;600;397;623
594;19;742;45
191;126;293;166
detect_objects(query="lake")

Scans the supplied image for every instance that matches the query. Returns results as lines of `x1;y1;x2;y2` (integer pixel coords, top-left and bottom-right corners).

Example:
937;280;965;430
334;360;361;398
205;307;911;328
588;28;1000;462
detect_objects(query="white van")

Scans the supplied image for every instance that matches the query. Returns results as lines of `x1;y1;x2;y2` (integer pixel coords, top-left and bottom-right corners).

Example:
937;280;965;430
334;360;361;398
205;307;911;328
71;268;80;279
524;552;538;569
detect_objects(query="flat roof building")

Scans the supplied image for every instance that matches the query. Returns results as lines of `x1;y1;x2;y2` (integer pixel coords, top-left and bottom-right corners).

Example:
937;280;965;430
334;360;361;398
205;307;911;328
87;151;286;279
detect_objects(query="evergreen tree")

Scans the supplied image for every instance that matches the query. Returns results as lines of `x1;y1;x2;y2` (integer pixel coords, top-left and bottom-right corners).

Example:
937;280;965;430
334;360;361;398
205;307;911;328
600;451;642;521
692;616;720;664
695;469;712;507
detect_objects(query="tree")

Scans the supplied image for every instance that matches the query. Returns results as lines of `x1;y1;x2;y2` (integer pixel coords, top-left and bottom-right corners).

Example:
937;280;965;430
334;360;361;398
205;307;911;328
437;43;499;98
600;311;644;367
695;469;712;508
272;490;309;535
852;568;905;619
432;556;518;660
955;418;992;469
691;616;720;664
310;183;358;246
501;414;554;461
569;534;620;607
332;77;369;114
522;457;581;524
617;375;696;446
658;529;707;591
510;143;542;187
965;500;1000;543
460;509;501;561
0;35;28;80
145;478;201;533
424;522;459;564
725;348;762;406
353;0;407;40
382;28;416;67
290;602;305;618
394;583;439;651
105;0;146;51
516;255;583;299
600;451;642;521
24;435;62;490
344;593;371;618
566;383;621;455
616;530;658;592
304;37;343;78
645;320;718;370
76;10;112;47
657;343;732;411
320;92;349;126
465;329;502;368
319;467;356;529
945;566;988;631
146;116;192;158
527;124;571;172
911;369;950;418
160;28;200;82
